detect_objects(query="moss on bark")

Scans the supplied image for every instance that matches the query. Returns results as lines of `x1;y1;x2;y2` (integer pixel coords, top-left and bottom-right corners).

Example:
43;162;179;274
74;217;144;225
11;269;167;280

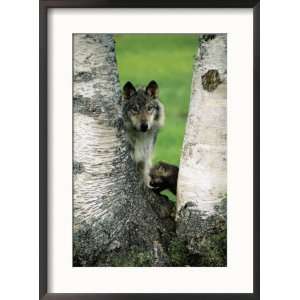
175;197;227;267
73;198;226;267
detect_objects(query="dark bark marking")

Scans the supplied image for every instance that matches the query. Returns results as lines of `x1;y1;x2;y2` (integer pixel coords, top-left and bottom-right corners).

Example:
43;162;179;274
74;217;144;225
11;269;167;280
73;161;85;174
202;34;216;41
73;94;110;115
73;71;96;82
201;69;222;92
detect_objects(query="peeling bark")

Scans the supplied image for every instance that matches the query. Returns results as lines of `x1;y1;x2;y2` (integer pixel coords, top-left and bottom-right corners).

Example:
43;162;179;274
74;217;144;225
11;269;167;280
73;34;174;267
176;34;227;266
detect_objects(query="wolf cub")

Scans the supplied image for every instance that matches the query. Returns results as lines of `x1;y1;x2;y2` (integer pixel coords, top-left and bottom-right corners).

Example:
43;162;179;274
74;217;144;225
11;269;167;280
122;80;165;185
149;162;179;195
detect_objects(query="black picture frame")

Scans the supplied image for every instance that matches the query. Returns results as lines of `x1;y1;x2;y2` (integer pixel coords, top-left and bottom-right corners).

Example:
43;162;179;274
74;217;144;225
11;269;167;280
40;1;260;299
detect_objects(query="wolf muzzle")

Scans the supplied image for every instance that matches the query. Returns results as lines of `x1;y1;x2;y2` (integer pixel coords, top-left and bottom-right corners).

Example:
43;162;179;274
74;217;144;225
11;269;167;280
140;123;148;132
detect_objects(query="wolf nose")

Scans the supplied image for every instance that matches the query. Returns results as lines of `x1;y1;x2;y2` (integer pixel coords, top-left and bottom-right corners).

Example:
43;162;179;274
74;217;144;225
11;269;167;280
140;123;148;132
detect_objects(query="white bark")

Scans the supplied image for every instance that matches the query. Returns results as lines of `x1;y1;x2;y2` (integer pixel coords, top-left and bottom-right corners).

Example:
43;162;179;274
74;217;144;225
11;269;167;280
177;34;227;215
73;34;124;228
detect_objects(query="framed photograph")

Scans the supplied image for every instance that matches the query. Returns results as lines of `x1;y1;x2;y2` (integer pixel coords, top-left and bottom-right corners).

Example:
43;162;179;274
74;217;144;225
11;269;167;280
40;0;259;299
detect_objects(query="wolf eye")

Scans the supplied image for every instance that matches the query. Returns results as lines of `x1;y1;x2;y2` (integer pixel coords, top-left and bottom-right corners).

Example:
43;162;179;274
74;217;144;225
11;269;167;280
147;106;153;112
130;106;138;113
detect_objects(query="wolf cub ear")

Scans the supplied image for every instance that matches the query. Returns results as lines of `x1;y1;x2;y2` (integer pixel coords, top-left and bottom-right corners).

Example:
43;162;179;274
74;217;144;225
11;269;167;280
146;80;159;98
158;162;166;172
123;81;136;99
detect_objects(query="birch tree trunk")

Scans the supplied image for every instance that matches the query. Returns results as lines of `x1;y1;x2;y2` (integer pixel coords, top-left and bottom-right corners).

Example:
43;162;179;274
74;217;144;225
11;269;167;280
73;34;174;267
176;35;227;266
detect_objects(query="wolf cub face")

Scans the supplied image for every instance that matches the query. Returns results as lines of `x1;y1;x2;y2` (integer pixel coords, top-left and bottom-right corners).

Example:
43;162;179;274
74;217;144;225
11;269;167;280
149;162;179;195
123;81;162;132
149;163;167;186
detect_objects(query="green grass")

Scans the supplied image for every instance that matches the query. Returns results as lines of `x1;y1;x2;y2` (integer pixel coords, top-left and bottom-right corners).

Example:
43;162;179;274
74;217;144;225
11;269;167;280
115;34;198;201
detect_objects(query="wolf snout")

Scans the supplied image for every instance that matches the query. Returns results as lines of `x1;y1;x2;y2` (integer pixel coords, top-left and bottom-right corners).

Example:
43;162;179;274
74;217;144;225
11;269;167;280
140;123;148;132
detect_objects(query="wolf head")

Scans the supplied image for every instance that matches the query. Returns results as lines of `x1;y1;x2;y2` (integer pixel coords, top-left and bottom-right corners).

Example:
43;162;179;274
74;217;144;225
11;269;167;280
149;162;177;185
122;81;164;132
149;162;179;194
149;162;168;187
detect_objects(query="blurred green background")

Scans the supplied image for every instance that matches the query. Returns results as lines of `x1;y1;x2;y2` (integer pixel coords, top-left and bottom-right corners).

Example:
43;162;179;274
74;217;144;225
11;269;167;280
115;34;198;200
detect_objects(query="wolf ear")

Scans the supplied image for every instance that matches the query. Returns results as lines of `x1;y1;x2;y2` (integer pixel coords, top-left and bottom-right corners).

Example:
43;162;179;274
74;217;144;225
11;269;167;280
123;81;136;99
146;80;159;98
158;161;166;171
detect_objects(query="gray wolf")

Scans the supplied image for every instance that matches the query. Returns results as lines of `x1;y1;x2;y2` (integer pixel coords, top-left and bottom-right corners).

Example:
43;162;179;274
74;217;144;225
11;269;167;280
122;80;165;185
149;162;179;195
